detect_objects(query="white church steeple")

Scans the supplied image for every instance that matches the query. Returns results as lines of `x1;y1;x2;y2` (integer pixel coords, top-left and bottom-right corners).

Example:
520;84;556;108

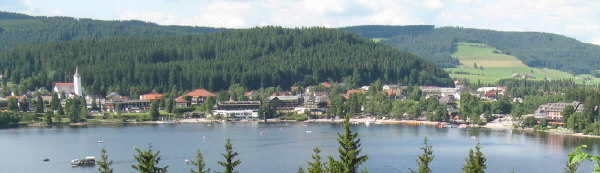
74;67;82;96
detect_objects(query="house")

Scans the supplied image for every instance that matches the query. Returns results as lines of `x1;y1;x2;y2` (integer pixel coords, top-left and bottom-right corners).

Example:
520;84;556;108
513;97;524;103
420;86;441;97
438;95;456;107
85;95;105;110
383;84;399;91
321;82;331;88
303;92;329;109
477;87;507;100
534;101;585;122
140;93;163;100
440;87;459;97
269;95;303;111
346;89;365;95
214;101;261;110
453;86;477;100
0;97;7;110
175;97;189;108
104;96;152;113
385;89;404;100
53;83;75;98
244;92;259;100
176;89;216;106
212;101;261;119
477;87;507;93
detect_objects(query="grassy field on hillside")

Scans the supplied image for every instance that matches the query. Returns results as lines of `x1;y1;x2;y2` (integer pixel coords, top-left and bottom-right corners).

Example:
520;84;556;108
453;42;527;68
371;38;388;43
446;42;600;84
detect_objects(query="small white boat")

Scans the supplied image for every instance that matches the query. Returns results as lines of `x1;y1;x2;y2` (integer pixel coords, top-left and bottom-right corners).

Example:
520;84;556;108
470;136;477;139
97;140;104;144
260;131;267;135
71;156;95;167
305;130;313;133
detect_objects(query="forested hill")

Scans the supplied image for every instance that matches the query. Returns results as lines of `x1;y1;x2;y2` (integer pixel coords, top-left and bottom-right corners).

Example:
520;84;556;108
0;11;224;50
0;27;452;96
344;25;600;76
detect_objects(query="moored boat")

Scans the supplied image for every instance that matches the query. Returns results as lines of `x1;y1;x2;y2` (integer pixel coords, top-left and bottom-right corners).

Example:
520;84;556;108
71;156;95;167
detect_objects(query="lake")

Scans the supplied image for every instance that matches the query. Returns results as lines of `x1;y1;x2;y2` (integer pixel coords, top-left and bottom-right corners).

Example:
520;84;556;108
0;122;598;173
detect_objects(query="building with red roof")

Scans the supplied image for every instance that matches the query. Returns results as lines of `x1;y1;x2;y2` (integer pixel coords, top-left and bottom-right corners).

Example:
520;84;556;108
140;93;163;100
175;89;216;107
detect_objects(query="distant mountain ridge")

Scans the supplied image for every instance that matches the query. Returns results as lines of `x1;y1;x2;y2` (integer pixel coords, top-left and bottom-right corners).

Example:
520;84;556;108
0;26;452;96
0;11;224;50
342;25;600;76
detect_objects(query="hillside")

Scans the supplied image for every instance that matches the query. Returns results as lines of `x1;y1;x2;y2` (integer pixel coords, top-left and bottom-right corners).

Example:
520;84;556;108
0;11;224;50
344;25;600;76
446;43;600;84
0;27;452;96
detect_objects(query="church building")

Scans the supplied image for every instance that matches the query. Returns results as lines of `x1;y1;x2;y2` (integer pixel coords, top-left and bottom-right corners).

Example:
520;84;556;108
53;68;84;98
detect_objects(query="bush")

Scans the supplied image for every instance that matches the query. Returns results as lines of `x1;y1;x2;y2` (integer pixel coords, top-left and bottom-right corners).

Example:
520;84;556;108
174;107;196;114
522;116;537;127
582;122;600;135
279;113;308;121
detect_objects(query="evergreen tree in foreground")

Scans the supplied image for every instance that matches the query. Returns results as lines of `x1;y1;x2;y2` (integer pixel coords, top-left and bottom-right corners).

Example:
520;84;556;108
132;143;168;173
462;142;486;173
330;115;368;173
190;149;210;173
98;148;113;173
410;137;434;173
307;147;324;173
218;138;241;173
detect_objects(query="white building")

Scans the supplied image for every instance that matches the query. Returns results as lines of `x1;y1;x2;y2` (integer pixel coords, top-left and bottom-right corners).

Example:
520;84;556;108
53;68;84;98
73;67;83;96
212;110;258;119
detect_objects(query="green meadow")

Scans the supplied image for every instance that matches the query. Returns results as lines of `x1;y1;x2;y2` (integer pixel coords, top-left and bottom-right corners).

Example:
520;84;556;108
446;42;600;84
371;38;387;43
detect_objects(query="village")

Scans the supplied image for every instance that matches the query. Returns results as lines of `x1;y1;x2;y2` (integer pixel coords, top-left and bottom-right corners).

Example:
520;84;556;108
0;69;588;129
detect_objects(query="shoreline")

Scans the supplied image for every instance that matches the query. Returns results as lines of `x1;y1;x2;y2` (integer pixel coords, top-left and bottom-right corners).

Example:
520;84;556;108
18;118;600;139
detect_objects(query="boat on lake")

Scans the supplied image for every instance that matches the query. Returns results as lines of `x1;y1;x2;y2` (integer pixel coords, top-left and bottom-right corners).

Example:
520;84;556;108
71;156;95;167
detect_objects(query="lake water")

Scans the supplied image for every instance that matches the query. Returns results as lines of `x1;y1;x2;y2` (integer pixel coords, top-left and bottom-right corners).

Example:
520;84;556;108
1;122;598;173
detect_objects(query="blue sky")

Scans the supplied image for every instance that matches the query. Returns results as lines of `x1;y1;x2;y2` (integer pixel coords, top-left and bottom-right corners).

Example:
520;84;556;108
2;0;600;45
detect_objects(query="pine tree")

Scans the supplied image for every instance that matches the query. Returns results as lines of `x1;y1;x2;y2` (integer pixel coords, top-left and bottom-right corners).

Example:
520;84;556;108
218;139;241;173
190;149;210;173
57;105;64;115
35;94;44;113
131;143;168;173
307;147;324;173
332;115;368;173
7;97;17;112
462;142;486;173
79;104;88;122
50;93;60;111
67;98;80;123
150;100;160;121
44;111;53;125
410;137;434;173
98;148;113;173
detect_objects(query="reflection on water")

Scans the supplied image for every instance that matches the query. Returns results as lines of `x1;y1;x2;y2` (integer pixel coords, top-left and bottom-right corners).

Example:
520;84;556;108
0;123;599;173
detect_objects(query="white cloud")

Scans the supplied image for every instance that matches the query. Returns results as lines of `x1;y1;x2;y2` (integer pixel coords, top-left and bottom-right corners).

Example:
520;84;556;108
424;0;445;9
